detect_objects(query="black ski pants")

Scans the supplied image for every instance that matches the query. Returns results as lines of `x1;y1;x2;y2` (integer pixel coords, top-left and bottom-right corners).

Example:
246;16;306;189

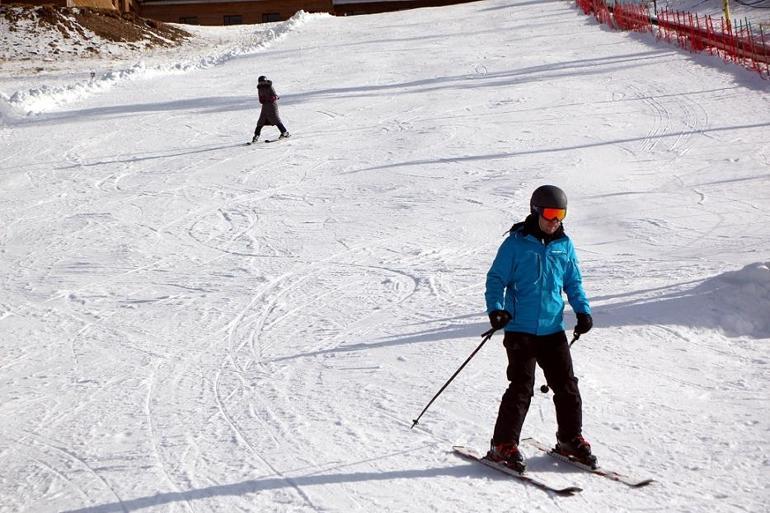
492;330;582;445
254;119;287;138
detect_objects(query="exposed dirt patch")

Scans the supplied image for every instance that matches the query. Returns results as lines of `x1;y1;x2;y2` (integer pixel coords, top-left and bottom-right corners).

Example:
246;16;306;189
1;4;190;48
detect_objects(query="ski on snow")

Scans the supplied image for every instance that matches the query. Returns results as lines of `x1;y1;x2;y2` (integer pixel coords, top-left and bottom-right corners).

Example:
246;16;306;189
521;438;654;488
453;446;582;496
245;138;288;146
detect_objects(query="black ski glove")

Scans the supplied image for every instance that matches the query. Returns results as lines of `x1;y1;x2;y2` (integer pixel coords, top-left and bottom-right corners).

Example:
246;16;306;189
488;310;512;330
575;312;593;335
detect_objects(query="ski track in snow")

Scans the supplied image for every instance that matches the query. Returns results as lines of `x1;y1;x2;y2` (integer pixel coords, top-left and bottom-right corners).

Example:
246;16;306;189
1;1;770;513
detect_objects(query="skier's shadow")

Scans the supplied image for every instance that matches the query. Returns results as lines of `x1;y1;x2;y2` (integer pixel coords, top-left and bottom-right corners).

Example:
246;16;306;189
54;142;247;169
264;319;489;364
523;454;584;475
57;463;489;513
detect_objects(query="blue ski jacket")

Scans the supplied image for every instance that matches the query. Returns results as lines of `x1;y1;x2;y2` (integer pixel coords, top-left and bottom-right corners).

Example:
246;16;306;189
485;220;591;335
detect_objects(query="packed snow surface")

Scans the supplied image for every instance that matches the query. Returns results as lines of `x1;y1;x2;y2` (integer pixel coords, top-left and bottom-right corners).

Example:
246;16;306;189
1;2;769;513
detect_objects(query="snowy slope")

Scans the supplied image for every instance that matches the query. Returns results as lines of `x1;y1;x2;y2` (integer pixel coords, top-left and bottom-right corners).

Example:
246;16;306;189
1;2;769;513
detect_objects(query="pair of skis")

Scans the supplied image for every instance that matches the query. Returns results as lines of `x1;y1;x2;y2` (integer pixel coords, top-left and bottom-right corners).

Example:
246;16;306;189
245;138;285;145
453;438;653;496
246;134;292;145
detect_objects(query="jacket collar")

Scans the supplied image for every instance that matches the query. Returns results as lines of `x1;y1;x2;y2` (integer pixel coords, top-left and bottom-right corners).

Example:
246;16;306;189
511;214;566;245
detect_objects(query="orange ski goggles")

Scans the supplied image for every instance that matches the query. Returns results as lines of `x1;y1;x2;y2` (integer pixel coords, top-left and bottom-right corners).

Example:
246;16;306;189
536;207;567;222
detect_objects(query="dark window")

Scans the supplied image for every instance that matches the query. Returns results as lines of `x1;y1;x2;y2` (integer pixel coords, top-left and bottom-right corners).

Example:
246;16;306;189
223;15;243;25
262;13;281;23
178;16;198;24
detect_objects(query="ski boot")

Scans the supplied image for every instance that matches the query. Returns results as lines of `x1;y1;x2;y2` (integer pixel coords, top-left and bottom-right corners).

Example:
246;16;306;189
251;135;259;144
555;433;598;469
279;131;291;139
485;440;526;472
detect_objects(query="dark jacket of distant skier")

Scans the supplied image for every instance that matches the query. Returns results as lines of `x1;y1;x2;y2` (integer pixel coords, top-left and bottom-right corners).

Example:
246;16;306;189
485;218;590;335
256;78;285;130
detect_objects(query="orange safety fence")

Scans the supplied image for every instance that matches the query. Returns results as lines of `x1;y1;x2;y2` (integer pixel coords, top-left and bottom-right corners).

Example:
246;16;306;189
576;0;612;25
573;0;770;78
657;7;770;75
613;2;652;33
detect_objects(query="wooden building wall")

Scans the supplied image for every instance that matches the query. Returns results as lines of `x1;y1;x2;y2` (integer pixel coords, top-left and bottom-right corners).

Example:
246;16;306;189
138;0;333;26
333;0;480;16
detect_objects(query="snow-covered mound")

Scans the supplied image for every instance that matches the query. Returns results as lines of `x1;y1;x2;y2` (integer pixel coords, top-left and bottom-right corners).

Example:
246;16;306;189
0;8;325;117
597;262;770;338
709;262;770;337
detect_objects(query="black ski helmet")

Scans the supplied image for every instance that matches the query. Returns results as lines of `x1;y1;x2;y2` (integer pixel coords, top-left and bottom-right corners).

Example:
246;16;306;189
258;75;266;82
530;185;568;213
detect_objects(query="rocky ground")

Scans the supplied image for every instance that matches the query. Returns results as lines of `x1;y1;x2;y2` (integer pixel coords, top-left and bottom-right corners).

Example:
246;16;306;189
0;4;191;61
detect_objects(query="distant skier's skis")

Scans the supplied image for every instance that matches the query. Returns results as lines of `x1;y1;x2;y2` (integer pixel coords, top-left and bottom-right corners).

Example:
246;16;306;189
522;438;654;488
245;137;288;146
453;446;582;496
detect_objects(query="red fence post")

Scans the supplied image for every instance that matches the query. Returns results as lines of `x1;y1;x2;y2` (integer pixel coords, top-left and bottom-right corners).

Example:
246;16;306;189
707;15;716;58
761;25;770;77
693;13;703;52
747;20;759;73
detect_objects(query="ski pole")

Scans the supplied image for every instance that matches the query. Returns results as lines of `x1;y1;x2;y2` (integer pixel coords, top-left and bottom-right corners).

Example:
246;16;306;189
411;327;497;429
539;330;580;394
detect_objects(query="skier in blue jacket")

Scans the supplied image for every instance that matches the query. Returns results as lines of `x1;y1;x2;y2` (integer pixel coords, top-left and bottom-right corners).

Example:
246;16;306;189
484;185;596;472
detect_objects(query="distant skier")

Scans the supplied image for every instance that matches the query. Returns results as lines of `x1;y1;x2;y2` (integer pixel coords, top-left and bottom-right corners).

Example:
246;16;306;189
484;185;596;472
251;75;290;143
